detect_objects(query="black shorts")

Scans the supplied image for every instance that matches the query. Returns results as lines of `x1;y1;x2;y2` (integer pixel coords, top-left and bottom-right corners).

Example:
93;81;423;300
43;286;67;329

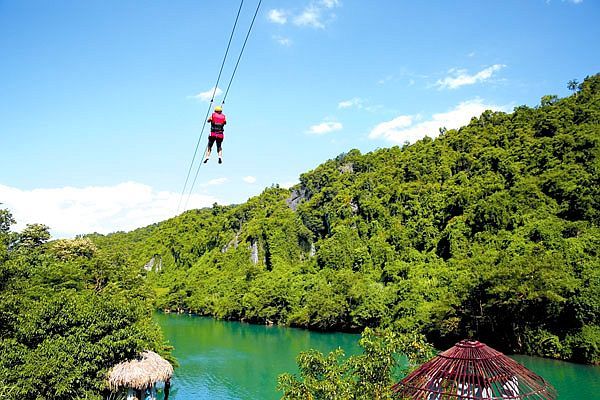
208;133;223;151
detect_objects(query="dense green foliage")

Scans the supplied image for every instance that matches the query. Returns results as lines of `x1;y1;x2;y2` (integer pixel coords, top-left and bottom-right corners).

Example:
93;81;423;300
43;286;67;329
277;328;435;400
0;211;171;399
90;75;600;365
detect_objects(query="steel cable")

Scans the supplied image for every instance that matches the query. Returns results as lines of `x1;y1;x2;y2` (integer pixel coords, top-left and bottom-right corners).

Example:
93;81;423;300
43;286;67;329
177;0;245;213
183;0;262;211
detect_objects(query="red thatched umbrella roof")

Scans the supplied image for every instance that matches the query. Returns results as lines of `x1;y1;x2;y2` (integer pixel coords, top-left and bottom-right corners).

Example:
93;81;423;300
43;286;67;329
392;340;557;399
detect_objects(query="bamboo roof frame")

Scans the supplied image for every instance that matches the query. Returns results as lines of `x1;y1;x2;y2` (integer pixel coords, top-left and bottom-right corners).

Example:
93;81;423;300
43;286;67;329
392;340;557;399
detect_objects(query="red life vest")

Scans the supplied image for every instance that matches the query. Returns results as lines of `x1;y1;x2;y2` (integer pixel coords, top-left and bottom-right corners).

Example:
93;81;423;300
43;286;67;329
209;112;226;133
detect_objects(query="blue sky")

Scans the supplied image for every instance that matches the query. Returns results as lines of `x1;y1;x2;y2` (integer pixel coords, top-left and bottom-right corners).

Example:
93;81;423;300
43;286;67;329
1;0;598;237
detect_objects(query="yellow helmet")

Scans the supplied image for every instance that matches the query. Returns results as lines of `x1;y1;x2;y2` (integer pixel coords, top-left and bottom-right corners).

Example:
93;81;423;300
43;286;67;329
214;106;223;112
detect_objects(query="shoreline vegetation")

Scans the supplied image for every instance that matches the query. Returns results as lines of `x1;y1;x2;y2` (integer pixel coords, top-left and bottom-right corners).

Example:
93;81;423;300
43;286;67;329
1;74;599;398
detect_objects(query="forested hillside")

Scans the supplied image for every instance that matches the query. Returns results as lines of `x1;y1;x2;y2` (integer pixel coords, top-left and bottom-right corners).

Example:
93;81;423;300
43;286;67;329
93;74;600;364
0;216;172;399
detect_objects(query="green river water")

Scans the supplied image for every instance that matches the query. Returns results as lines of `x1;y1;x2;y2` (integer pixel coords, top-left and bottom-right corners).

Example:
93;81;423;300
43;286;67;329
155;313;600;399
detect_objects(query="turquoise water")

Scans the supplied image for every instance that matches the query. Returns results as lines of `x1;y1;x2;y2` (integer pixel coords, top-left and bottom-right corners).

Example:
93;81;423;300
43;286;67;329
155;313;361;399
155;313;600;399
511;355;600;399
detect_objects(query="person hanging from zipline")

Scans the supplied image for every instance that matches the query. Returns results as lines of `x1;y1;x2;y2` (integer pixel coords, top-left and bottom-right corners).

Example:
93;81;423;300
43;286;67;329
204;105;226;164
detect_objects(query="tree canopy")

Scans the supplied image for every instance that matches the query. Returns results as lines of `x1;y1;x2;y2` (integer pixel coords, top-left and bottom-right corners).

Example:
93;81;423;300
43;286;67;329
0;210;172;399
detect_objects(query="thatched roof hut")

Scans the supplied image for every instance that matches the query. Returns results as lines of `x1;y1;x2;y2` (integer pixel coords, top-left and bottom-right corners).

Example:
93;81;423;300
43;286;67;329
392;339;557;399
108;350;173;398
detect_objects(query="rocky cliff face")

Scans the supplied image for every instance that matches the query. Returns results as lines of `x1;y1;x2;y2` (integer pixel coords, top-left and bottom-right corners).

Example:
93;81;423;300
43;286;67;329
285;186;309;211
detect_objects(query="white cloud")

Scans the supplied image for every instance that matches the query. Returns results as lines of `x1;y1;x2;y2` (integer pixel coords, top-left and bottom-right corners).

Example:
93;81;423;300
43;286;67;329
192;86;222;102
243;176;257;184
320;0;341;8
0;182;218;239
368;115;414;141
292;0;341;29
338;98;362;109
273;35;292;46
294;5;324;28
436;64;505;90
564;0;583;4
378;70;429;86
368;99;506;144
268;9;287;24
307;121;343;135
338;97;383;112
205;178;228;186
268;1;342;30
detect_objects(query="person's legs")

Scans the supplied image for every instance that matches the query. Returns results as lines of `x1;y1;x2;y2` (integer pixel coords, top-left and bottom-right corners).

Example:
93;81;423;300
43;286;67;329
205;136;216;162
216;136;223;163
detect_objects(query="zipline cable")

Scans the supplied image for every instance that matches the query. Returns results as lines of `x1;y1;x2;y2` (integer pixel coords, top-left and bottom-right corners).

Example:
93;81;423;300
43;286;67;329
183;0;263;211
221;0;262;105
177;0;245;213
